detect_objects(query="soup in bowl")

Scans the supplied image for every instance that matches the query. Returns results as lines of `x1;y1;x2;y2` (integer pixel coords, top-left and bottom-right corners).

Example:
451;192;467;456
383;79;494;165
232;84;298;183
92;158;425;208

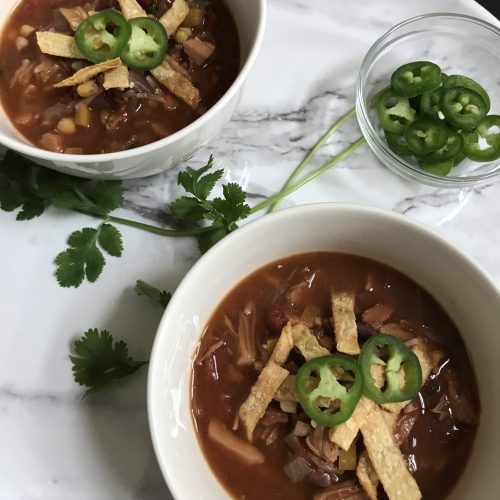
148;204;500;499
0;0;265;178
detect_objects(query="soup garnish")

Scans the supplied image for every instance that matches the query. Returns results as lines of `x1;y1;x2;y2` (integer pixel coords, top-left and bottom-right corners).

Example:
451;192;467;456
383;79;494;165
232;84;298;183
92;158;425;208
192;252;480;500
0;0;240;154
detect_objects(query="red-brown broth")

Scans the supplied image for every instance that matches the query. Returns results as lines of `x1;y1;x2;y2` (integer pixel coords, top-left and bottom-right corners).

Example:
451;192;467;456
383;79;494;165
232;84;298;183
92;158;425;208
0;0;240;154
191;252;480;500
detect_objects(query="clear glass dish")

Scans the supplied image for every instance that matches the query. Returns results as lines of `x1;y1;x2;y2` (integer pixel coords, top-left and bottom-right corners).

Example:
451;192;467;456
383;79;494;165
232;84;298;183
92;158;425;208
356;13;500;188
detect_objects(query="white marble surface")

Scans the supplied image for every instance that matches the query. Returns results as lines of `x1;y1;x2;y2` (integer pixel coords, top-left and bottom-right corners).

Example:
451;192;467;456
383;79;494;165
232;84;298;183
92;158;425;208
0;1;499;499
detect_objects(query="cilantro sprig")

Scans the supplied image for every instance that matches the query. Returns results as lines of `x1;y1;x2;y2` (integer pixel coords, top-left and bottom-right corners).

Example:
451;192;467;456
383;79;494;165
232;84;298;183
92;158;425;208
134;280;172;308
70;329;147;396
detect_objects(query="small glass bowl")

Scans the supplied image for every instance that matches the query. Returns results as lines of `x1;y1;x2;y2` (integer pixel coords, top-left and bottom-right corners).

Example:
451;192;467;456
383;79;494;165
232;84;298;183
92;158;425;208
356;13;500;188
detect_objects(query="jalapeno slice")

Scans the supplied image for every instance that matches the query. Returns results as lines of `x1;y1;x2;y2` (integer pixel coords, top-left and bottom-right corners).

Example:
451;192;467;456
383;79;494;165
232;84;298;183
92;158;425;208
75;9;131;64
359;334;422;404
463;115;500;162
441;87;488;130
443;74;491;112
385;131;412;156
404;118;448;155
295;354;364;427
120;17;168;71
376;88;417;135
419;158;454;176
418;129;463;164
391;61;442;98
420;87;444;120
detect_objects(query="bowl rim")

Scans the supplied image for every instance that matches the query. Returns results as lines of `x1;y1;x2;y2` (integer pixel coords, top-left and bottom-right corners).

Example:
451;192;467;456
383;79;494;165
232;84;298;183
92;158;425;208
147;202;500;499
356;12;500;188
0;0;267;162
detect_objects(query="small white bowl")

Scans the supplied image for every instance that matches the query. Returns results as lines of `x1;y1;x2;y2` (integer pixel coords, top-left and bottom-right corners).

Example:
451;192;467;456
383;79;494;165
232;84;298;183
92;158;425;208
148;203;500;500
0;0;266;179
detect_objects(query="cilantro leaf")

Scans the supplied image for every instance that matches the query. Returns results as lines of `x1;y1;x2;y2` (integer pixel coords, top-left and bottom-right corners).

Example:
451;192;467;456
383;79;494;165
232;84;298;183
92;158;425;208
98;223;123;257
134;280;172;308
210;183;250;229
55;223;123;287
170;196;209;221
197;226;230;253
177;155;223;200
0;151;46;220
91;181;124;215
70;329;147;396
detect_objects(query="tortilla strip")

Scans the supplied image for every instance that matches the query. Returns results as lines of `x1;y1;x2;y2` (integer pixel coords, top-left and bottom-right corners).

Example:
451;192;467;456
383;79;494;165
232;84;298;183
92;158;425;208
117;0;146;19
332;291;360;355
238;362;289;441
269;322;294;365
150;62;200;109
59;7;88;31
54;58;121;88
36;32;83;59
360;405;421;500
159;0;189;36
291;323;330;361
357;450;379;500
103;64;130;89
273;375;296;402
382;340;442;413
329;396;374;451
166;54;191;80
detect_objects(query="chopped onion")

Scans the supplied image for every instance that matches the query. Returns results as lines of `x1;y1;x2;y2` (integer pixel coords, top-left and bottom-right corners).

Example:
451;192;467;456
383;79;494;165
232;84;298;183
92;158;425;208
284;456;313;483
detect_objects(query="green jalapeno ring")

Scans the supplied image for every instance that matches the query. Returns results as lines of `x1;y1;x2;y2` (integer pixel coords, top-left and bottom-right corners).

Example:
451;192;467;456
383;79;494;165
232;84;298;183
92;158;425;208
443;74;491;112
463;115;500;162
359;334;422;404
441;86;488;130
404;117;448;156
295;354;364;427
391;61;442;98
418;129;464;164
120;17;168;71
420;87;445;120
75;9;132;64
385;131;412;156
419;158;454;176
376;88;417;135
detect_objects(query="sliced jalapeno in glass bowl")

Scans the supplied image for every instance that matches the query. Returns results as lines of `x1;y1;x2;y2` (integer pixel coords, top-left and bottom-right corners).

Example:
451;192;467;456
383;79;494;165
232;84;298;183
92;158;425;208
121;17;168;71
441;87;488;130
463;115;500;162
391;61;441;98
404;117;448;156
418;129;463;164
376;88;416;135
443;74;491;112
75;9;132;63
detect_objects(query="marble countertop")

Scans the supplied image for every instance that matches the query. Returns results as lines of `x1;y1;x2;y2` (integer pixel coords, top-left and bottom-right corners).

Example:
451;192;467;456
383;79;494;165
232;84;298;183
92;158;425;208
1;0;499;499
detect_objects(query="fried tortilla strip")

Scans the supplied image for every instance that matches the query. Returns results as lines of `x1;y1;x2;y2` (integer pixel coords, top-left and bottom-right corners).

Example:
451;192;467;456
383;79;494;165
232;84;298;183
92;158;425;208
332;291;360;355
238;362;289;441
36;32;83;59
160;0;189;36
360;405;421;500
357;450;379;500
273;375;296;402
382;340;443;413
54;58;121;88
291;323;330;361
269;322;294;365
103;64;130;89
117;0;146;19
59;6;88;31
150;62;200;109
329;396;374;451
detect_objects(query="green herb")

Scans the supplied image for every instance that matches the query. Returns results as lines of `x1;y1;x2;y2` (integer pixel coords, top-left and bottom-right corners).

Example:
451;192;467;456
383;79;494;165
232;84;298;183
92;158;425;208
70;328;147;396
56;224;123;287
135;279;172;308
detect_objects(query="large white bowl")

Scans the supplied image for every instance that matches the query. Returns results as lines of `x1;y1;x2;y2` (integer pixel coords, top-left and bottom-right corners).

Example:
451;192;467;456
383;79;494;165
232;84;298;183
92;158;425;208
0;0;266;179
148;203;500;500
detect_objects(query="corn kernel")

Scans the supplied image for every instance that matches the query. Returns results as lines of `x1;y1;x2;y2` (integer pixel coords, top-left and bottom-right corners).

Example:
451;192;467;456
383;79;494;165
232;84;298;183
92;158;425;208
75;105;91;128
57;117;76;135
175;27;191;44
19;24;35;37
182;7;205;28
76;80;99;98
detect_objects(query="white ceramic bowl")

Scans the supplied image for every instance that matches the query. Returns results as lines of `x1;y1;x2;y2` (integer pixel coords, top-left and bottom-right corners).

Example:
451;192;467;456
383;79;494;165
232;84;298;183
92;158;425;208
0;0;266;179
148;203;500;500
